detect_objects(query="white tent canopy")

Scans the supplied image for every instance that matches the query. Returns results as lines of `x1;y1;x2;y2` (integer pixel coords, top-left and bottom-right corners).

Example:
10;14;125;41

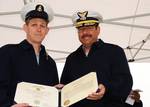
0;1;150;107
0;0;150;63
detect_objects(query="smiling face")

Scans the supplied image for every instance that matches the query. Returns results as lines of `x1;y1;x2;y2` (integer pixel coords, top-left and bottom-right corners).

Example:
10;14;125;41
77;25;100;47
23;18;49;45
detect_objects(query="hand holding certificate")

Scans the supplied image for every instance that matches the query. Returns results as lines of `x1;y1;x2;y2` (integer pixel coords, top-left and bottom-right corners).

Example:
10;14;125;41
14;72;98;107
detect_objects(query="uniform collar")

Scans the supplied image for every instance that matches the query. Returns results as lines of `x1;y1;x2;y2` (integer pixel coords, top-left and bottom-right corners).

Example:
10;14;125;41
77;39;104;56
19;39;33;50
19;39;46;55
92;39;104;49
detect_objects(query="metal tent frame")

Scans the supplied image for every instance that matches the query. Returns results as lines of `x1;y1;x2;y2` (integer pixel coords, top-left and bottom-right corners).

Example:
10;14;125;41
0;0;150;62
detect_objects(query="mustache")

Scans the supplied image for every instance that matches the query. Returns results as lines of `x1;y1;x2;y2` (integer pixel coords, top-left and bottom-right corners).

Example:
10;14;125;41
81;34;92;39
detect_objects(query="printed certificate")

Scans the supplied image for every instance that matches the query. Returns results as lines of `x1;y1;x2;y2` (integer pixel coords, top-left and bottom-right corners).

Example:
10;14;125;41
61;72;98;107
14;82;58;107
14;72;98;107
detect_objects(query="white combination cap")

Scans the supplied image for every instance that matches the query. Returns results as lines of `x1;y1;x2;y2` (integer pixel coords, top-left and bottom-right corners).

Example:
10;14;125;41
21;2;54;22
72;11;103;28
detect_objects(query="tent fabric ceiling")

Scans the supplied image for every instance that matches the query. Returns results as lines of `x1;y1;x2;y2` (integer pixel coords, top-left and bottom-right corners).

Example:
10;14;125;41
0;0;150;62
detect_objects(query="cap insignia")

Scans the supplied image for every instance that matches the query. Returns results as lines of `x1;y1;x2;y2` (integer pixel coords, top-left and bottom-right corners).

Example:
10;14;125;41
77;11;88;20
35;4;44;12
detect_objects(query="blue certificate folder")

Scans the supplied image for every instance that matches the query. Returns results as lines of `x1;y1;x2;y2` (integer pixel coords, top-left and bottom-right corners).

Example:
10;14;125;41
14;72;98;107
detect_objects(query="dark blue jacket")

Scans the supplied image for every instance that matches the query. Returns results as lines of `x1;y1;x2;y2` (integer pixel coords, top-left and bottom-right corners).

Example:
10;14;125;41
60;39;133;107
0;40;59;107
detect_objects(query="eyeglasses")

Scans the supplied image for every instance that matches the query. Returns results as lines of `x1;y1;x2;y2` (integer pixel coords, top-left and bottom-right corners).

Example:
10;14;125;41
78;26;96;32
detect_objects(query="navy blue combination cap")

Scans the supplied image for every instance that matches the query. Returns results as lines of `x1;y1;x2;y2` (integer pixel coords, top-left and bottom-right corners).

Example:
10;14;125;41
72;11;103;28
21;2;54;22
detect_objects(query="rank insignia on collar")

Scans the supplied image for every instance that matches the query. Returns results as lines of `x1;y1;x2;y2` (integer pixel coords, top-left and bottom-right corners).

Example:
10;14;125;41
77;11;88;20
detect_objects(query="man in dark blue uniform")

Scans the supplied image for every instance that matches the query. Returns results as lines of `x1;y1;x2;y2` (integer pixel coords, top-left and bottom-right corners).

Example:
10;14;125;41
60;11;133;107
0;2;59;107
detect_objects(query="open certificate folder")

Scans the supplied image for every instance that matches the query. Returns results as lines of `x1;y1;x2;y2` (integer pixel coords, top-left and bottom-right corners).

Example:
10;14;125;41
14;72;98;107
